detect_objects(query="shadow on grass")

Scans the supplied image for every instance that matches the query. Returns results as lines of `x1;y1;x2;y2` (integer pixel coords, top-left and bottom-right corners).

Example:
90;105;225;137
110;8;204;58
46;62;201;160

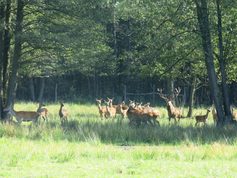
1;119;237;145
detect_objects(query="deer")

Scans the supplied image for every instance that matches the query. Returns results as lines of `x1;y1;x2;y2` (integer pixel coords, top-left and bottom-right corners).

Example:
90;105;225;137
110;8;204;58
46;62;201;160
105;99;116;118
4;105;40;124
59;102;69;124
211;106;217;124
127;100;160;126
106;98;130;118
195;109;211;126
157;88;183;123
117;101;129;118
212;105;237;123
37;103;48;122
96;99;109;119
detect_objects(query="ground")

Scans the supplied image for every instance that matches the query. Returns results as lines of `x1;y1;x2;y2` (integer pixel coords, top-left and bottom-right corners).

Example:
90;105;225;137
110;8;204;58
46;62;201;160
0;102;237;177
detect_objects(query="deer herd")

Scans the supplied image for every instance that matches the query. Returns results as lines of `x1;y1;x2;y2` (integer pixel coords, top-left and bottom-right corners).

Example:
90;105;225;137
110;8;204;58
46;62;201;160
3;88;237;127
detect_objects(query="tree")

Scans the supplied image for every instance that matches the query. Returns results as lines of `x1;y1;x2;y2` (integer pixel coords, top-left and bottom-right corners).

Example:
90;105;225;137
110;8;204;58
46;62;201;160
194;0;225;126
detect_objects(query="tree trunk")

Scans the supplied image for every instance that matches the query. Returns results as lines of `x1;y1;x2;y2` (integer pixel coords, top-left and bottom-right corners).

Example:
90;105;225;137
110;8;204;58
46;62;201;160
54;83;58;102
0;1;5;119
194;0;225;126
37;77;45;102
29;77;35;101
187;78;196;117
87;76;91;98
2;0;11;104
6;0;24;107
216;0;232;123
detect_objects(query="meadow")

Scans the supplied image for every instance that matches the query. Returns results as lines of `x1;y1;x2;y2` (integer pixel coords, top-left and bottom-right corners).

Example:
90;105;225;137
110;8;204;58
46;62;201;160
0;102;237;177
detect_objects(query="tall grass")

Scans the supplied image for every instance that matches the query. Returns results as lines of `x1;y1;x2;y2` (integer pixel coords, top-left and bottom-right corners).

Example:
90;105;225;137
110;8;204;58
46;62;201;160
1;103;237;177
1;102;237;146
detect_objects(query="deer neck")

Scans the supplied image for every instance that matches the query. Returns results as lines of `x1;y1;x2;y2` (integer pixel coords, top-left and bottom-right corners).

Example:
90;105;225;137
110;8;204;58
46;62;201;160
9;108;17;117
97;103;102;109
167;101;175;110
205;111;210;118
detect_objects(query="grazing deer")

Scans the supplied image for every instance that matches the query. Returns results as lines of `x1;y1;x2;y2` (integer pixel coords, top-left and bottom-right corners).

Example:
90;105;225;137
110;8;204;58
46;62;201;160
4;106;40;124
157;88;183;123
96;99;109;119
59;102;69;124
37;103;48;121
195;109;211;126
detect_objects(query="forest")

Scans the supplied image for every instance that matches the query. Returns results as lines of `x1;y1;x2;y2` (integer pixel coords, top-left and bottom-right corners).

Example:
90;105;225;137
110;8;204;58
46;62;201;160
0;0;237;126
2;0;237;177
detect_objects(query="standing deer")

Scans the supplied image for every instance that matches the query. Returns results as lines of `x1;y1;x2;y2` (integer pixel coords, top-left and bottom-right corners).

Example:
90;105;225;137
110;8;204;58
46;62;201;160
105;98;116;118
117;101;129;118
59;102;69;124
37;103;48;121
4;106;40;124
211;105;217;124
212;105;237;123
96;99;109;119
157;88;183;123
195;109;211;126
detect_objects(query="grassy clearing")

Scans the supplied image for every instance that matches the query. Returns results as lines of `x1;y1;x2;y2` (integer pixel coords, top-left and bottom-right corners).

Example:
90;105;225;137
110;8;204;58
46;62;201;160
0;102;237;177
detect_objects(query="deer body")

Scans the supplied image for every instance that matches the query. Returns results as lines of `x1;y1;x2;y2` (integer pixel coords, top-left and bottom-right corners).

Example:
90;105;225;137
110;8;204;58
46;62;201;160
4;107;39;124
37;103;48;121
212;107;217;124
127;101;160;126
59;103;68;124
195;109;210;126
158;88;183;123
167;101;182;122
96;99;109;119
105;99;116;118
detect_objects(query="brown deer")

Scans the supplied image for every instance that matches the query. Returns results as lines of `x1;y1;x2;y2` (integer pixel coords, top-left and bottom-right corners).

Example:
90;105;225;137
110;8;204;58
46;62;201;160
105;99;116;118
59;102;69;124
127;100;160;126
117;101;129;118
96;99;109;119
37;103;48;121
231;107;237;120
211;106;217;124
195;109;211;126
107;98;129;118
4;106;40;124
157;88;183;123
212;105;237;123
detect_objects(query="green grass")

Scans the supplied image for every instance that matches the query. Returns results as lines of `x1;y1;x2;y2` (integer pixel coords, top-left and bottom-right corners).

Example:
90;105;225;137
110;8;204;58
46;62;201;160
0;102;237;177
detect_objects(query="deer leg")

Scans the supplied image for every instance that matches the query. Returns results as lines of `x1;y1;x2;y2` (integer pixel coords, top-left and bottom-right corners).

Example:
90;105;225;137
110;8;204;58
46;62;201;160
174;118;177;124
195;121;198;127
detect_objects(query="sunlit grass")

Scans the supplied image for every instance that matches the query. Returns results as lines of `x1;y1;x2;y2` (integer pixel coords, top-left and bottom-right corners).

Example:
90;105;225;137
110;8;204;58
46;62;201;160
1;102;237;177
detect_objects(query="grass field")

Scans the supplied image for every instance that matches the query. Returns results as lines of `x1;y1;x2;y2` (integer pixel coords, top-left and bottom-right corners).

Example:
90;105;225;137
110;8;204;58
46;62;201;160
0;102;237;177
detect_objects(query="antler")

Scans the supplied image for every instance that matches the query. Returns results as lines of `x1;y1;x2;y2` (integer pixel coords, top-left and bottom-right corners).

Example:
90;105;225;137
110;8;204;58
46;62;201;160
157;88;169;101
174;87;181;98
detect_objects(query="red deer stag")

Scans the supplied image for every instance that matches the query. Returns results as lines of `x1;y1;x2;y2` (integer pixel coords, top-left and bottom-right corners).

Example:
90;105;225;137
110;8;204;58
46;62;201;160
157;88;183;123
